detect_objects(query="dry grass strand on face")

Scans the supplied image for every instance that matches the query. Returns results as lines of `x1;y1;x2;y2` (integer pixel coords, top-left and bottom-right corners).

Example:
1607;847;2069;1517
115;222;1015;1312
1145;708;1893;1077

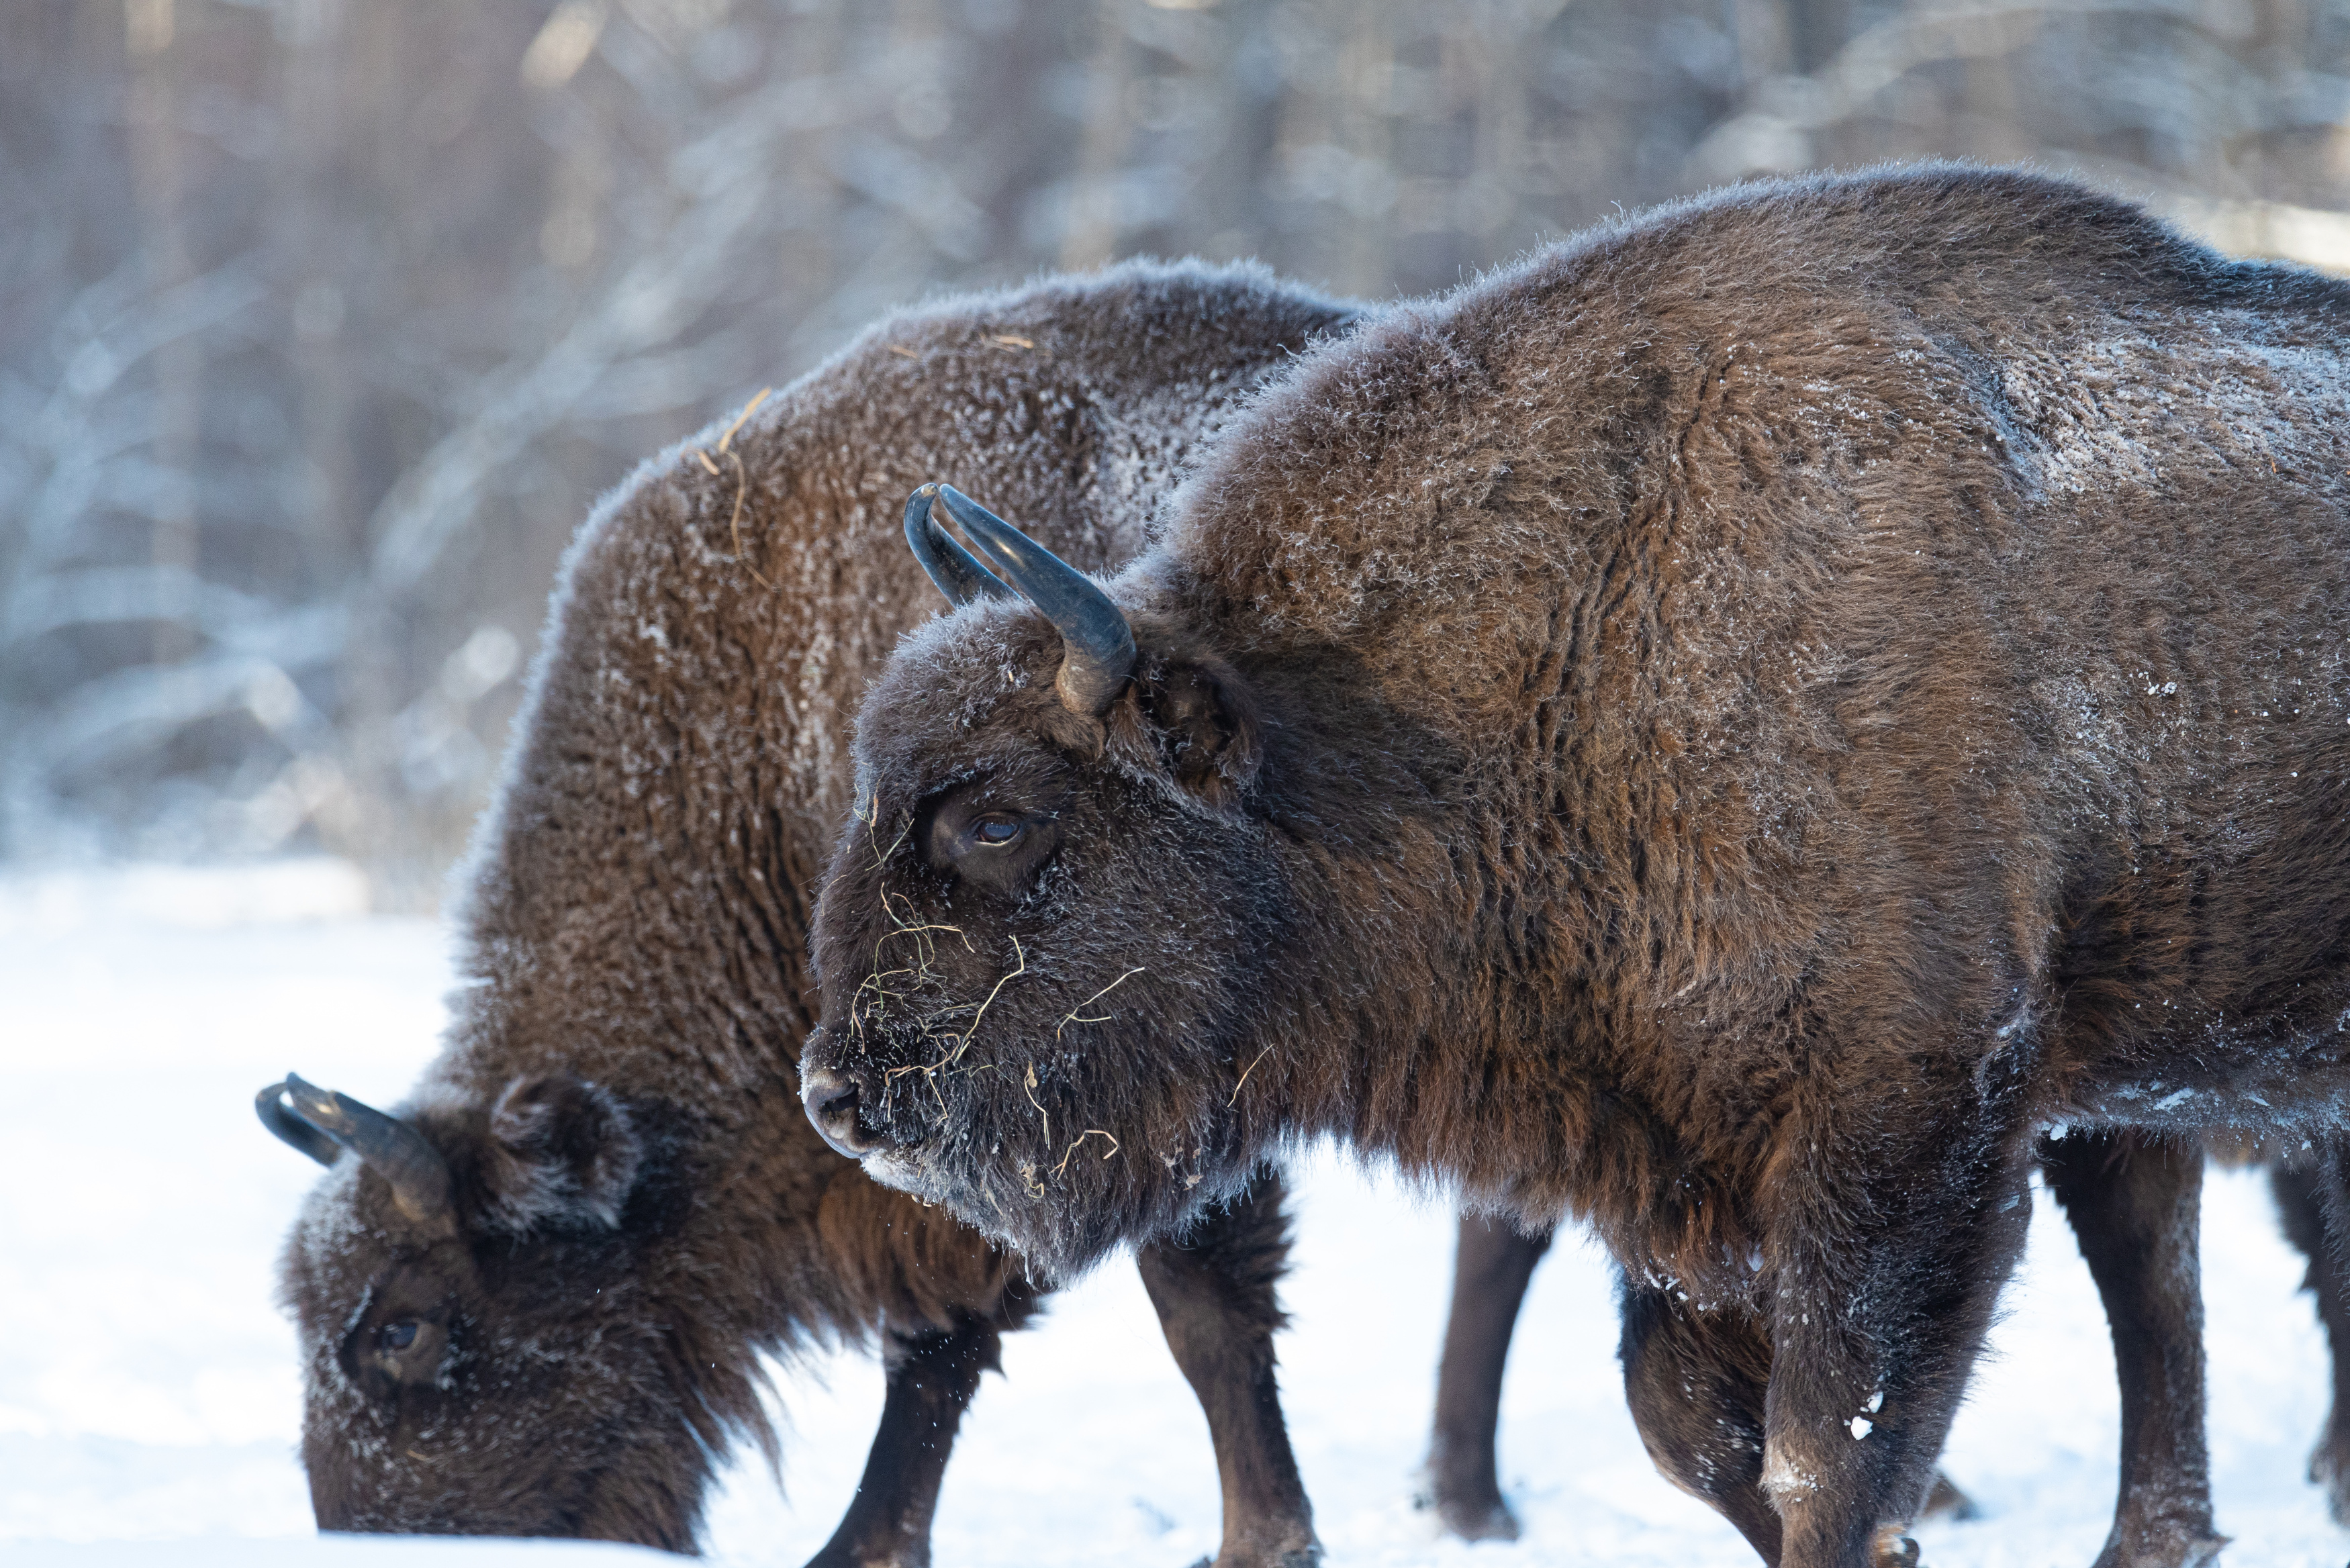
1051;1130;1119;1177
1056;967;1145;1038
931;936;1025;1071
1023;1061;1050;1147
1229;1044;1275;1108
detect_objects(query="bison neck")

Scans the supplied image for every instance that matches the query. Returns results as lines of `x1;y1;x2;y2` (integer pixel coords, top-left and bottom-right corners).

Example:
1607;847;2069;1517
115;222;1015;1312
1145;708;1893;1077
1219;628;1813;1291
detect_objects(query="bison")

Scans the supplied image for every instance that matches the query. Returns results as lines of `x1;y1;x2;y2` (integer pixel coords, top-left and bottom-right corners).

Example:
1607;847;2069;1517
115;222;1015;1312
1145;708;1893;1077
256;259;1360;1564
802;163;2350;1568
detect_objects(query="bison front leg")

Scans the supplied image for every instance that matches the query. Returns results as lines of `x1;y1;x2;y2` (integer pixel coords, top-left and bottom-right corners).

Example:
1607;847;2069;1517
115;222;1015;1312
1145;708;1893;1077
1136;1166;1321;1568
1758;1119;2034;1568
1423;1212;1554;1540
804;1314;1003;1568
2040;1129;2222;1568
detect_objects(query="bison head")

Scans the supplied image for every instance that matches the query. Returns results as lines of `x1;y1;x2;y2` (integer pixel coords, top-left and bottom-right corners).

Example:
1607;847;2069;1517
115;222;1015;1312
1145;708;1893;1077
259;1072;724;1548
801;485;1298;1279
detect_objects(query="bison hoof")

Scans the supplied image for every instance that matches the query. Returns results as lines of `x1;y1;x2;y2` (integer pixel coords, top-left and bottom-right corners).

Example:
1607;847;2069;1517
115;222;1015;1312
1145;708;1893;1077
2089;1524;2228;1568
1190;1547;1321;1568
1411;1465;1522;1542
1439;1497;1521;1543
1872;1525;1921;1568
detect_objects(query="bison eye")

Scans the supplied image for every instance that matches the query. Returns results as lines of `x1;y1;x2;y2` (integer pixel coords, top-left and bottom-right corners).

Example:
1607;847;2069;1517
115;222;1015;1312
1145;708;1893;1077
379;1320;420;1353
924;793;1063;893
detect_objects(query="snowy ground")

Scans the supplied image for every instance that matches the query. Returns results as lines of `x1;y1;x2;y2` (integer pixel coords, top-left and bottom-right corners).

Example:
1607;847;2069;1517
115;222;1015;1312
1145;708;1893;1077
4;862;2349;1568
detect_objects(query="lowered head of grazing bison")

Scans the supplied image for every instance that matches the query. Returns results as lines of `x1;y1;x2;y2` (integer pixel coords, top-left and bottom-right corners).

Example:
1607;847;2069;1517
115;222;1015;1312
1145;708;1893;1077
804;156;2350;1328
261;258;1361;1549
263;1072;731;1545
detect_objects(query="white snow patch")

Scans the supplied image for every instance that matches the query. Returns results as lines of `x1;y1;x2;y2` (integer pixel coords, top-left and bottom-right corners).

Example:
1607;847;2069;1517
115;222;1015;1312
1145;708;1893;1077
0;859;369;936
9;1542;667;1566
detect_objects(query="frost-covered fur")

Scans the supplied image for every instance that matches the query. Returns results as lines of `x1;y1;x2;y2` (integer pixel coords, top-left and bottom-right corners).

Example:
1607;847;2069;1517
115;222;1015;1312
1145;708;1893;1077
273;260;1360;1553
806;166;2350;1568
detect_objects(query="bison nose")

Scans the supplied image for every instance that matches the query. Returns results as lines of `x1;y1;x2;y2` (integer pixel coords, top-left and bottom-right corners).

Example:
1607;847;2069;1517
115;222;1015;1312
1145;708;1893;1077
802;1064;881;1158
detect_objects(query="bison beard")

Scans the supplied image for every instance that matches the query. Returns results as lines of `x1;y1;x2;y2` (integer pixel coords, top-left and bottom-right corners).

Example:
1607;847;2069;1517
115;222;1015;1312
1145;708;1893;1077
806;164;2350;1568
258;259;1358;1565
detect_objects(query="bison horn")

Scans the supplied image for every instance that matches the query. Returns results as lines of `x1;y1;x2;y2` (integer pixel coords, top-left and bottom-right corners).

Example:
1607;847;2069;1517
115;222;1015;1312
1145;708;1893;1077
272;1074;457;1235
934;483;1137;714
256;1079;342;1167
904;485;1013;607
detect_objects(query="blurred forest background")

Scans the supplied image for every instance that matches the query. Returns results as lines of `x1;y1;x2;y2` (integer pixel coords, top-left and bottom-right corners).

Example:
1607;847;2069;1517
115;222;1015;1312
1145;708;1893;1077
4;0;2347;905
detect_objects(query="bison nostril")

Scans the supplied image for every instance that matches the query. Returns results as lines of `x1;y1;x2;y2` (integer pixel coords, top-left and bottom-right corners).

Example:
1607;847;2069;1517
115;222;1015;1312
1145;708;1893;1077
801;1064;879;1159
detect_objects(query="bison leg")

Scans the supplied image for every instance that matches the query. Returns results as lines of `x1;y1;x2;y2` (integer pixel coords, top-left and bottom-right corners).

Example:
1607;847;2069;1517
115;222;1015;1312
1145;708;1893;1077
1137;1165;1320;1568
1619;1278;1785;1563
2273;1148;2350;1522
1919;1472;1979;1520
803;1314;1003;1568
1619;1279;1978;1567
1757;1118;2034;1568
2040;1129;2223;1568
1421;1211;1552;1540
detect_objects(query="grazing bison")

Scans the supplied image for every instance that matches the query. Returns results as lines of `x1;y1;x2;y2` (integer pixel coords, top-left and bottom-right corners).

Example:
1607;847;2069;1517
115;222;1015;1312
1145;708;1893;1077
802;164;2350;1568
256;259;1360;1564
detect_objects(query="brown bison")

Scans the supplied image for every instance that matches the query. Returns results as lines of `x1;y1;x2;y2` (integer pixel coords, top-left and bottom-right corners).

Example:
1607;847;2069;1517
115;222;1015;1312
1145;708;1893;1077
802;164;2350;1568
256;260;1360;1564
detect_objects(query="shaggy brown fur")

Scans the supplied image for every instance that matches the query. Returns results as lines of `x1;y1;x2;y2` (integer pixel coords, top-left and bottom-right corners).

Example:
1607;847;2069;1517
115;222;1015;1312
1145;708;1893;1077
804;165;2350;1568
265;260;1359;1562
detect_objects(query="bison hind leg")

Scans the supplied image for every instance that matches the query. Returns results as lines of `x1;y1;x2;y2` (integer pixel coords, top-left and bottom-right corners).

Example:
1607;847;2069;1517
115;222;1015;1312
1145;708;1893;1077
1918;1472;1979;1522
1418;1210;1554;1542
2041;1128;2226;1568
2271;1150;2350;1526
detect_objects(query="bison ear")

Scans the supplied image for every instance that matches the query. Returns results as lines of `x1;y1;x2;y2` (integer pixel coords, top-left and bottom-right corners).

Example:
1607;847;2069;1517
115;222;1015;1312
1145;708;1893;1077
481;1075;642;1233
1114;652;1262;815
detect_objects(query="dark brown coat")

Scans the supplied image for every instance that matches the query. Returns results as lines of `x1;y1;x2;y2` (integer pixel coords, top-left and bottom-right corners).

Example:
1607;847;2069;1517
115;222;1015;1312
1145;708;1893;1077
264;260;1360;1558
802;166;2350;1568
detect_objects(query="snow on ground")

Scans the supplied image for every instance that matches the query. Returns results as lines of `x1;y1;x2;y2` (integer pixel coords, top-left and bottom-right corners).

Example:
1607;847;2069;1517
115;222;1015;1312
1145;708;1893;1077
3;861;2347;1567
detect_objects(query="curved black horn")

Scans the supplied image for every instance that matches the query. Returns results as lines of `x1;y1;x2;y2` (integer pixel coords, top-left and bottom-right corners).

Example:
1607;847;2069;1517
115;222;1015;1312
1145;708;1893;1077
936;483;1137;714
904;485;1014;607
280;1073;456;1234
256;1079;342;1167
